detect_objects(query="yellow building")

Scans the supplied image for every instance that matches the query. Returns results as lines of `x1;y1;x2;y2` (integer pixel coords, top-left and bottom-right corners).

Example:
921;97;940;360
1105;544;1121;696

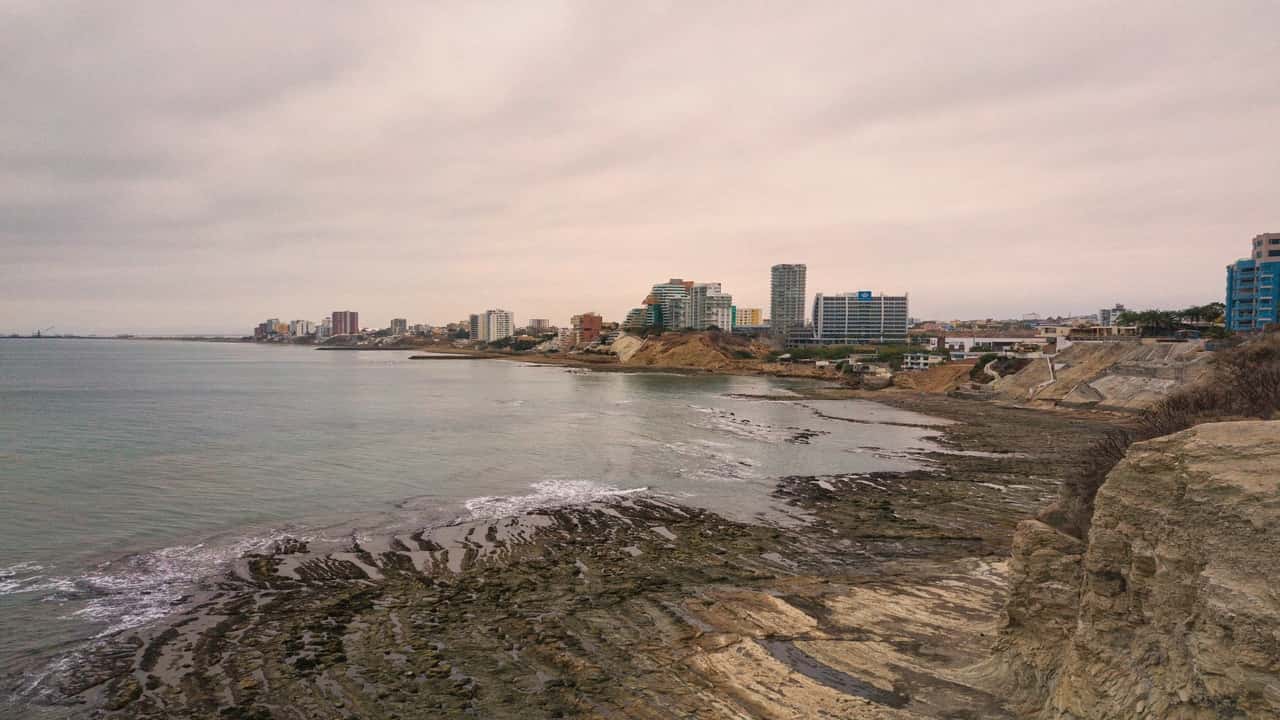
735;307;763;326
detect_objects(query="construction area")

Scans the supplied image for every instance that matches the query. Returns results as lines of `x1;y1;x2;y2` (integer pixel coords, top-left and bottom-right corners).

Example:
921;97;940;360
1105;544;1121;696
903;339;1216;412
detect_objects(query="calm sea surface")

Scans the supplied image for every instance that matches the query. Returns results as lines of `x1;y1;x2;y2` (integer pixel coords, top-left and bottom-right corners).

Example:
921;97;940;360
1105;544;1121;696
0;339;944;708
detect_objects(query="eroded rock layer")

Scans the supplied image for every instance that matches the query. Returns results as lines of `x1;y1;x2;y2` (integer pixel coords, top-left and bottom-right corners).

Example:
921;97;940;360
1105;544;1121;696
995;420;1280;719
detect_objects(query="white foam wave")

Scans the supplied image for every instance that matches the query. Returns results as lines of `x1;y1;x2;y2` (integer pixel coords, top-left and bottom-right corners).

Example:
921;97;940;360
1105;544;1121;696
0;562;76;596
465;480;647;520
69;534;295;636
1;560;44;577
4;533;296;640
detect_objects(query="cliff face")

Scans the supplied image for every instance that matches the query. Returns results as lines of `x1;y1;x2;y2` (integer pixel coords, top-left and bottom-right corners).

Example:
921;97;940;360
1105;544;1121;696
995;421;1280;718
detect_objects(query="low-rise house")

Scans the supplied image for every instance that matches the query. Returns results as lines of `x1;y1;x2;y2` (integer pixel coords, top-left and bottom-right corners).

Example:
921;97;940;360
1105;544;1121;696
1039;325;1140;340
902;353;944;371
944;336;1049;359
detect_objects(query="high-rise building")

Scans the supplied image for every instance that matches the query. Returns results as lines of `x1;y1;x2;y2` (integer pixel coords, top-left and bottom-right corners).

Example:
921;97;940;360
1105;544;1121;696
1227;233;1280;332
629;278;737;331
528;318;552;333
735;307;764;326
770;264;807;340
637;278;693;329
1098;304;1126;327
802;291;909;345
331;311;359;335
471;309;515;342
317;316;332;339
390;318;408;334
688;283;733;330
288;320;314;336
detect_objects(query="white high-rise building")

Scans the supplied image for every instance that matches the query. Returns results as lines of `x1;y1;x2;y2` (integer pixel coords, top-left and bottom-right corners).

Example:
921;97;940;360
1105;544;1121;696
804;292;909;345
689;283;734;330
288;319;314;336
472;309;515;342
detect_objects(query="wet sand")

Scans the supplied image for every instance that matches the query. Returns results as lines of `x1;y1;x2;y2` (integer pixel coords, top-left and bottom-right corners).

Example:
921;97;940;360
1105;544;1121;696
48;393;1119;719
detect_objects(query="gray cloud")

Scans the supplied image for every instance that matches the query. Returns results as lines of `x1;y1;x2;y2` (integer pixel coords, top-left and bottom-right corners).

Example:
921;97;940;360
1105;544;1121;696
1;0;1276;334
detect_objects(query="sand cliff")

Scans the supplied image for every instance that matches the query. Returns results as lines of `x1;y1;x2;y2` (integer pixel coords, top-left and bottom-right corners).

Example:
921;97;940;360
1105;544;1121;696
990;420;1280;718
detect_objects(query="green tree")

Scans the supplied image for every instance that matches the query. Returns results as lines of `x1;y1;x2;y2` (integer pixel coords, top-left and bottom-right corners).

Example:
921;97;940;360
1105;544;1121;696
1180;302;1225;324
1118;310;1179;336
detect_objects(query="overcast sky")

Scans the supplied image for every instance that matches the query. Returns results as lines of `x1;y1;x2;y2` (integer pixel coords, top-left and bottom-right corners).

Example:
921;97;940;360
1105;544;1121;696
2;1;1276;334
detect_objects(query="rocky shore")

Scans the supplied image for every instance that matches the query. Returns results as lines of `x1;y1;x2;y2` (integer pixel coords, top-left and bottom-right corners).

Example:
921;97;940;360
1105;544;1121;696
52;394;1121;719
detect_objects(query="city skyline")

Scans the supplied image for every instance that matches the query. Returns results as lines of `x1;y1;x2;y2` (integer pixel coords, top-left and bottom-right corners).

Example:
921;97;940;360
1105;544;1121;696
4;3;1277;335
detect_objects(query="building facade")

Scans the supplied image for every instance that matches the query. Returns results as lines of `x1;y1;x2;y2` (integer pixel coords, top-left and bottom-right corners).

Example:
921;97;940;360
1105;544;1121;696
688;283;733;330
770;264;807;341
735;307;764;326
1226;233;1280;332
623;307;647;330
389;318;408;334
528;318;551;333
799;292;909;345
289;320;314;337
626;278;737;331
902;353;944;371
644;278;694;329
1098;304;1126;327
331;311;359;336
472;309;515;342
570;312;603;345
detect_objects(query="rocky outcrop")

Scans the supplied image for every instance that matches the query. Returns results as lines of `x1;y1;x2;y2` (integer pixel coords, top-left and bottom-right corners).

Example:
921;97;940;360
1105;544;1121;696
994;420;1280;718
608;333;644;362
979;519;1085;714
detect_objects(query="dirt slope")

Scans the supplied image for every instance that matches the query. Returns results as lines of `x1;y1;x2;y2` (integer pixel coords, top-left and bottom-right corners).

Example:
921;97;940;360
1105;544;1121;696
621;332;768;371
991;340;1213;411
892;361;976;393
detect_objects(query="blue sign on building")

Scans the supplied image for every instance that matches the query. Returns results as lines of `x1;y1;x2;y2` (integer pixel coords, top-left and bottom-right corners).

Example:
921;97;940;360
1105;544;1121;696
857;291;873;301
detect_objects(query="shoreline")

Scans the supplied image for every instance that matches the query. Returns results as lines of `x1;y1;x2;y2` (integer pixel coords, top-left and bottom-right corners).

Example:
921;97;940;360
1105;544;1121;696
35;391;1123;719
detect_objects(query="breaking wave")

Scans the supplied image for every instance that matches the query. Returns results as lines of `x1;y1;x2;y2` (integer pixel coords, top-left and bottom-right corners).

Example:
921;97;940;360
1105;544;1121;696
464;480;647;520
2;534;294;639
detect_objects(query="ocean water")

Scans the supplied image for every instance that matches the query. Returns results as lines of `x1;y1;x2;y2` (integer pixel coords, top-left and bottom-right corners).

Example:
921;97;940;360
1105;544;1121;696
0;339;944;707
